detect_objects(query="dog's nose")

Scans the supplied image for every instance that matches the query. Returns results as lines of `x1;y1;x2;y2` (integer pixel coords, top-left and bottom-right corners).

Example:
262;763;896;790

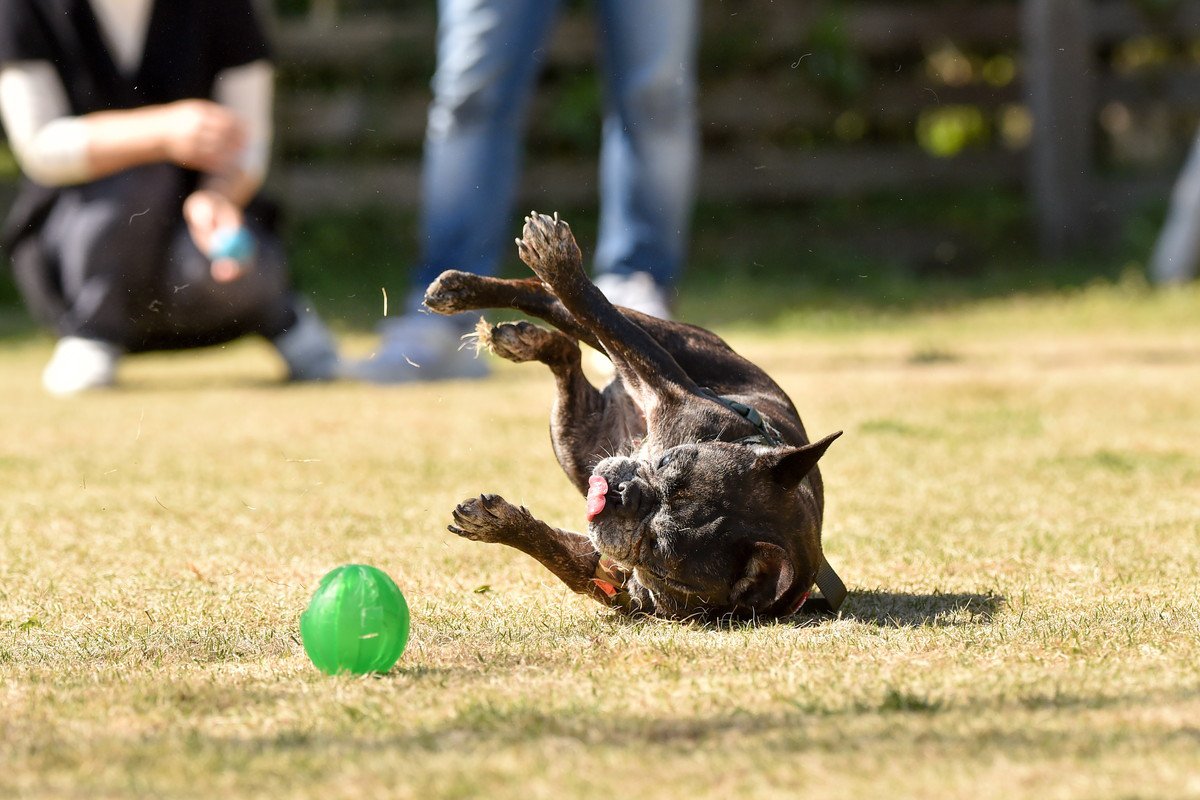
616;480;642;515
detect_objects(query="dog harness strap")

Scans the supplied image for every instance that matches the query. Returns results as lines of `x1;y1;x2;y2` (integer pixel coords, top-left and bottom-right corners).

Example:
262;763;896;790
801;558;848;614
698;387;783;446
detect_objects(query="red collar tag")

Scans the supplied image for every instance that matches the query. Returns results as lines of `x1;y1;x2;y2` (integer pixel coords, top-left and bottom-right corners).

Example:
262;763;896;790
592;578;618;598
786;589;811;616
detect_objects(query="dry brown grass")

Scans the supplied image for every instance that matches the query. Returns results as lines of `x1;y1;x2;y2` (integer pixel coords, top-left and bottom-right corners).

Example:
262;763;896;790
2;281;1200;799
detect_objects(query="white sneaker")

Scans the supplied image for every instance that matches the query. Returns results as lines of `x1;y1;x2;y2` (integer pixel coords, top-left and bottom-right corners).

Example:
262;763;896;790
272;301;340;382
42;337;122;396
593;271;672;320
345;312;488;383
588;271;673;376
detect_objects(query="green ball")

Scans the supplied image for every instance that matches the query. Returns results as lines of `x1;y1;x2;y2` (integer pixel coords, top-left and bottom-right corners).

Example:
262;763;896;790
299;564;410;675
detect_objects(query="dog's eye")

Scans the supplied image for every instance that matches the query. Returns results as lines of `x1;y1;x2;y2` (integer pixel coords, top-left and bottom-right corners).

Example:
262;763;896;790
657;452;674;470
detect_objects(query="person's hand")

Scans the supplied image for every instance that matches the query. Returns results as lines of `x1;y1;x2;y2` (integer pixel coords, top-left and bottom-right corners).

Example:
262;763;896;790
183;189;246;283
160;100;247;175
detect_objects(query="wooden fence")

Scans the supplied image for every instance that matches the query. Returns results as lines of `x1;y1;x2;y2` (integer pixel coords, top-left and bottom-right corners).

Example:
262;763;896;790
269;1;1032;209
265;0;1200;254
2;1;1198;255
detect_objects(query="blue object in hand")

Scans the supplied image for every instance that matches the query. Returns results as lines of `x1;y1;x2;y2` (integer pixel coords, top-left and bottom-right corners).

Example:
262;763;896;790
209;226;256;263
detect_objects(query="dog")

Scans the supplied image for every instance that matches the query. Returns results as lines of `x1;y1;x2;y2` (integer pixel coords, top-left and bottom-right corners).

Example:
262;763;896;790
424;212;846;621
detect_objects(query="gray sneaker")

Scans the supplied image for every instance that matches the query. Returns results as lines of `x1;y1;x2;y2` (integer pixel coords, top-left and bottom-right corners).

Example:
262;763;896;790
345;312;488;383
272;300;341;382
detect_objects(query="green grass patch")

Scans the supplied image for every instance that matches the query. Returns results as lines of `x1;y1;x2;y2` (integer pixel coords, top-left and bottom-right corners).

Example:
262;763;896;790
2;189;1199;797
2;274;1200;798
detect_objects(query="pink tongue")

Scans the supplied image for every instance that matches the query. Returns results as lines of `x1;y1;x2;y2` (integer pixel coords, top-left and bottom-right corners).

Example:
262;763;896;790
586;476;608;521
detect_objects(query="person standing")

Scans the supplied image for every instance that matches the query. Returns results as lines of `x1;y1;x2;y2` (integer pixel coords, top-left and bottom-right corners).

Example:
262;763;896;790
352;0;699;382
1150;126;1200;285
0;0;339;394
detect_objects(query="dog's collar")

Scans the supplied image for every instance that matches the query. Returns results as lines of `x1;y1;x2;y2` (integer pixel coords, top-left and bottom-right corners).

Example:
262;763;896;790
698;387;783;446
796;558;848;615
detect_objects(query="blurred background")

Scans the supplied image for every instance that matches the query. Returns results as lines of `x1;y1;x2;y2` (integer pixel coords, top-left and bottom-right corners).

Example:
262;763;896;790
2;0;1198;331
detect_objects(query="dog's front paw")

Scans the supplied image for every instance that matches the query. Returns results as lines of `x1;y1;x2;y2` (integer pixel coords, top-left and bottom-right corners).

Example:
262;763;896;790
424;269;484;315
449;493;531;544
516;212;584;287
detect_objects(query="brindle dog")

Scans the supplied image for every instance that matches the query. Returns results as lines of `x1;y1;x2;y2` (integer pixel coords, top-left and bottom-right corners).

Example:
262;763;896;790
425;212;844;620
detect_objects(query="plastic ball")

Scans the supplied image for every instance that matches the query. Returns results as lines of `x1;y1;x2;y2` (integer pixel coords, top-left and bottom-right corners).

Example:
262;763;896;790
299;564;410;675
208;226;256;263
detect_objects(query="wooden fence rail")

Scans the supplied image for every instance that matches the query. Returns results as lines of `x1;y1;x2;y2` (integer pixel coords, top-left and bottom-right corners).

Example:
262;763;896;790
1;1;1196;255
263;0;1200;253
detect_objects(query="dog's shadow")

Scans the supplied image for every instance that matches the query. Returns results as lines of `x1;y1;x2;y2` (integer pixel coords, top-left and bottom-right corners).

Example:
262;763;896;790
825;588;1004;628
633;589;1005;629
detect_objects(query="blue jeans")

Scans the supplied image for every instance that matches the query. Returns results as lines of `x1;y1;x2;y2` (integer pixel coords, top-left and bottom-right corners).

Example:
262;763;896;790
412;0;699;296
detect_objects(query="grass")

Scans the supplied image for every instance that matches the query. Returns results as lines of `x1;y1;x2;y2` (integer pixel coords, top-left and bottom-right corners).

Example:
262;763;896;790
1;191;1199;797
2;270;1199;799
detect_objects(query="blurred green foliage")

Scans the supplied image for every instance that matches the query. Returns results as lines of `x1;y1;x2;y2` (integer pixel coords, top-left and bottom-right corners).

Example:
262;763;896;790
273;190;1162;333
541;71;602;154
799;9;870;103
918;106;990;157
0;144;17;180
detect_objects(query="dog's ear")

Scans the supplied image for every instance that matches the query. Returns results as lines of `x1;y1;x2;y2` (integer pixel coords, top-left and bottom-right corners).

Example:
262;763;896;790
729;542;795;611
757;430;842;489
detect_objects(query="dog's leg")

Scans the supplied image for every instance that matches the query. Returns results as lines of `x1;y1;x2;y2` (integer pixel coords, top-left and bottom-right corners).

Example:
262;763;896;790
426;269;769;398
475;319;644;492
425;272;603;351
450;493;632;607
515;213;708;424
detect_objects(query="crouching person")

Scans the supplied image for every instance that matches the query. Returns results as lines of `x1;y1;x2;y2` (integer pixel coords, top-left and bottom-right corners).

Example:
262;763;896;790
0;0;339;395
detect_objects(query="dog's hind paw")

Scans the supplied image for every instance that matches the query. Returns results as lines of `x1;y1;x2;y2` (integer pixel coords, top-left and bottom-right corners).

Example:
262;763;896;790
516;211;584;286
449;493;531;544
479;319;578;365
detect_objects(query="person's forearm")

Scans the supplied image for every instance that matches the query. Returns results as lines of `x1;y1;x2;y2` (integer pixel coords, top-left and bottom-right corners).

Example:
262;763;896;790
2;59;264;198
0;62;90;185
1;63;184;185
2;60;251;190
80;106;175;179
60;99;246;187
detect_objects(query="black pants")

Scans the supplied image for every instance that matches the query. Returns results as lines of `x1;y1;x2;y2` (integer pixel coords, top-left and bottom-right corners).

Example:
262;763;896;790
10;164;297;353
